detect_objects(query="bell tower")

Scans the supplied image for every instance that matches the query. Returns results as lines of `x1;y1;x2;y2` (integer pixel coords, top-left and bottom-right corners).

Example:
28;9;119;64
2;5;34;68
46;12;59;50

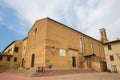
99;28;108;43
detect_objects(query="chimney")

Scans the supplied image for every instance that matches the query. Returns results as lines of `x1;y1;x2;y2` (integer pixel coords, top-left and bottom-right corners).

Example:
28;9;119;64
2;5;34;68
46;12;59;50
99;28;108;43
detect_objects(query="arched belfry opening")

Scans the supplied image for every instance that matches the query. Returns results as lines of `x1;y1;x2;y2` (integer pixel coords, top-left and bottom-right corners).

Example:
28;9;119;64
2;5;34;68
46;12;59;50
31;54;35;67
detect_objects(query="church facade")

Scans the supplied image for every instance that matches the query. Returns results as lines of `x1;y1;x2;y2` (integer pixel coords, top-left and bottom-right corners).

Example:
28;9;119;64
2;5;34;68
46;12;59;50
1;17;107;71
25;18;106;71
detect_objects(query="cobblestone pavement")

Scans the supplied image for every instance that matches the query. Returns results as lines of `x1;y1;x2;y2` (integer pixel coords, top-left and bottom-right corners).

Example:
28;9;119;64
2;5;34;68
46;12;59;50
0;72;120;80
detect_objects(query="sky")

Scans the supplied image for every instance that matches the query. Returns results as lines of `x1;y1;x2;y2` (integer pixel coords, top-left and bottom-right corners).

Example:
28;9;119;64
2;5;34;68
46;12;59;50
0;0;120;52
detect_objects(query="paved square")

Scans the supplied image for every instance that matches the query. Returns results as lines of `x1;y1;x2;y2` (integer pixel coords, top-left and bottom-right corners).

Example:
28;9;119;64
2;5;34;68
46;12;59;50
0;72;120;80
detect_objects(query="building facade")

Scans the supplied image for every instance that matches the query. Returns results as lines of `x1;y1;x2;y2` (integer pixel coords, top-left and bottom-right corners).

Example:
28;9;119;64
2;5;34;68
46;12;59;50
25;18;106;71
104;40;120;73
0;39;27;68
0;52;13;67
0;17;108;71
21;37;28;67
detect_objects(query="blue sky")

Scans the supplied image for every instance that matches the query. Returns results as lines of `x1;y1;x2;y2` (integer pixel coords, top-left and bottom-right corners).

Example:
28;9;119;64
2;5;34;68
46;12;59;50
0;0;120;52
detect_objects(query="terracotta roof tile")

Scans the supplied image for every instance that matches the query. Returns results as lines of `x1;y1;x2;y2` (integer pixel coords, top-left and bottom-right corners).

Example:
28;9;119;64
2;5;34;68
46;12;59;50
0;52;13;57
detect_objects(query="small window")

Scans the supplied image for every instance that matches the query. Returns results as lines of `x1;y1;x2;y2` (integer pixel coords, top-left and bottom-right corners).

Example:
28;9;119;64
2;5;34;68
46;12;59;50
108;44;112;50
7;57;10;61
35;28;37;33
110;55;114;61
14;47;19;52
97;46;100;56
8;49;10;53
14;57;17;62
90;42;94;53
0;57;3;61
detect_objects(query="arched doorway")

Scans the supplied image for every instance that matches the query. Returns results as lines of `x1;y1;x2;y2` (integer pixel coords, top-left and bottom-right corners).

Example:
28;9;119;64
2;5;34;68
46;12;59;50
72;56;76;67
21;58;24;67
31;54;35;67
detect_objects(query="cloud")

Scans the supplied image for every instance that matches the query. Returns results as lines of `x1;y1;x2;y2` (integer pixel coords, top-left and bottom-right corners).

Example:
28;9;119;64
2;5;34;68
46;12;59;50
2;0;77;34
0;16;2;22
0;11;3;22
75;0;120;40
1;0;120;41
3;0;65;25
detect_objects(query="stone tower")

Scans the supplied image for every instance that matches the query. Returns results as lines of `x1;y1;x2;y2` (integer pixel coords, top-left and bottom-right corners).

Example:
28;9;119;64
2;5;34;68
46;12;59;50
99;28;108;43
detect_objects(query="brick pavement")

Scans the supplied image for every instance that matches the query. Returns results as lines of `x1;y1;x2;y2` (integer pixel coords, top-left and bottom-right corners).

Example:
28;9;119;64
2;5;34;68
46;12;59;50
0;72;120;80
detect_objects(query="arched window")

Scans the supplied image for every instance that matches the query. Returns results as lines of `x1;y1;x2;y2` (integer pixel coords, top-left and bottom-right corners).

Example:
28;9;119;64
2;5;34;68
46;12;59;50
34;28;37;33
90;42;94;53
80;38;83;53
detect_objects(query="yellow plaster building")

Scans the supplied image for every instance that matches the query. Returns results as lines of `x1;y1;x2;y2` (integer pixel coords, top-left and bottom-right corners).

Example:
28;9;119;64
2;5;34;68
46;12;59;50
0;52;13;67
100;28;120;73
0;39;27;68
21;37;28;67
104;40;120;73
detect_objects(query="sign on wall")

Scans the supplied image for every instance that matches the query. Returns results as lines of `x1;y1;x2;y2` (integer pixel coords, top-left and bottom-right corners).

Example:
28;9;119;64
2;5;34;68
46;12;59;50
59;49;66;56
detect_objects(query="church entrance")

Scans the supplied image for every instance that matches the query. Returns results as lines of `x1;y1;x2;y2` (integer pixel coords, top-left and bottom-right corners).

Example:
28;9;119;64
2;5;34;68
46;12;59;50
21;58;24;67
84;54;95;69
86;57;92;68
31;54;35;67
72;56;76;67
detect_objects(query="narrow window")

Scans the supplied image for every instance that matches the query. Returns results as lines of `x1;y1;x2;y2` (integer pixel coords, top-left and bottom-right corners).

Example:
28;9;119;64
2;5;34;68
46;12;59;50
14;57;17;62
7;57;10;61
0;56;3;61
110;55;114;61
80;38;83;53
98;46;100;56
14;47;19;52
108;44;112;50
90;42;94;53
35;28;37;33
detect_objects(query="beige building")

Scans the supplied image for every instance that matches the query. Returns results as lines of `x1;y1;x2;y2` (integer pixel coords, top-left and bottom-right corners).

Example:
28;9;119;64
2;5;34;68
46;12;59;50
3;40;23;67
100;28;120;73
104;40;120;73
0;39;27;68
21;37;28;67
25;17;106;71
0;52;13;67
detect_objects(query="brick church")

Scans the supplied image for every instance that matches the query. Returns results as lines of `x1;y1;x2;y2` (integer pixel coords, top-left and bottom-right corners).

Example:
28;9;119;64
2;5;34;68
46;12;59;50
1;17;107;71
